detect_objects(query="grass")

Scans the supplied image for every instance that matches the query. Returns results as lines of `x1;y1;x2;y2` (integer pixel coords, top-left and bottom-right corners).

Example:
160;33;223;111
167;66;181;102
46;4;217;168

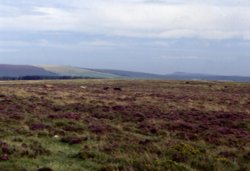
0;79;249;171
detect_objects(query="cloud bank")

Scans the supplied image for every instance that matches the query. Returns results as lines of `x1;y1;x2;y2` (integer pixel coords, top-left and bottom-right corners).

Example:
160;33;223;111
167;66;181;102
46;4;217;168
0;0;250;39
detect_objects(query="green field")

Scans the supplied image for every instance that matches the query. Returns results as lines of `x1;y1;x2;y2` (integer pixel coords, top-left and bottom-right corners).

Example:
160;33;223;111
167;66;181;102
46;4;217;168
0;80;249;171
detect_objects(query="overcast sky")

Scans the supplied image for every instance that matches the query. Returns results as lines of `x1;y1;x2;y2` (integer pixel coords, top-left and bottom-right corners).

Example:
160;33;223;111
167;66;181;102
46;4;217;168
0;0;249;76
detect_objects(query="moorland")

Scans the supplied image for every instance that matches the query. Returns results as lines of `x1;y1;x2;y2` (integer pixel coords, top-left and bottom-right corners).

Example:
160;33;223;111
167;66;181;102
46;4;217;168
0;80;249;171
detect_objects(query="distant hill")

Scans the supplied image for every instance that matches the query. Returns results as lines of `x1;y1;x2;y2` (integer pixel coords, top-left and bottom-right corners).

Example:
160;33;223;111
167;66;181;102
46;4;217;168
87;68;165;79
38;65;119;78
0;64;56;77
164;72;250;82
86;69;250;82
0;64;250;82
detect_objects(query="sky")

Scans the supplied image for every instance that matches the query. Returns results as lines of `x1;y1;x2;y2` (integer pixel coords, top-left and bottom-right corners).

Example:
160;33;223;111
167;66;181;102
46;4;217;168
0;0;250;76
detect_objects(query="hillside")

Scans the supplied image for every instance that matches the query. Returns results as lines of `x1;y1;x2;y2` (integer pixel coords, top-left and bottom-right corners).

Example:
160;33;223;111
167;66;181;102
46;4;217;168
0;64;57;77
87;68;165;79
0;64;250;82
38;65;119;78
87;68;250;82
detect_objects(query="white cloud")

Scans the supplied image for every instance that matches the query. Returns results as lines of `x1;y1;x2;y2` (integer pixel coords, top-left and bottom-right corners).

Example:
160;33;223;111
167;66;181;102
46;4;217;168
0;0;250;39
0;39;122;51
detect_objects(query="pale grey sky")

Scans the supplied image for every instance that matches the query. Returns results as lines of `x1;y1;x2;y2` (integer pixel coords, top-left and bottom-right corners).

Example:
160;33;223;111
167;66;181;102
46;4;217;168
0;0;250;76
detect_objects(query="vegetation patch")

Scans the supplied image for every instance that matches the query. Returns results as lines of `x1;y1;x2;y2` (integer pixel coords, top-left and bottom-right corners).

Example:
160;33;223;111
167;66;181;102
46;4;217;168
0;80;249;170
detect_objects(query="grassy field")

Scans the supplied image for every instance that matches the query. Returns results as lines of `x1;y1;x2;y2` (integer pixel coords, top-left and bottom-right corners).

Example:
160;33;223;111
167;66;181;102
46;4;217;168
0;80;249;171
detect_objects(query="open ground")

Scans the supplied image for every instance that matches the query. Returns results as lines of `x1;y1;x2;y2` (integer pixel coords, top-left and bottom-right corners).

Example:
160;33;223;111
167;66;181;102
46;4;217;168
0;80;250;171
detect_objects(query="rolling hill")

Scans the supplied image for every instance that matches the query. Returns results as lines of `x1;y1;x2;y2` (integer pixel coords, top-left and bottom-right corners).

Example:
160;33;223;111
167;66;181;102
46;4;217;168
0;64;57;77
86;68;165;79
88;68;250;82
37;65;119;78
164;72;250;82
0;64;250;82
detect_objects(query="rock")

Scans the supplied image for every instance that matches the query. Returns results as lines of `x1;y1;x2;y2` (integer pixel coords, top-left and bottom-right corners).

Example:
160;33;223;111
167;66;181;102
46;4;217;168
37;167;53;171
103;87;109;90
113;87;122;91
44;84;54;89
53;135;59;138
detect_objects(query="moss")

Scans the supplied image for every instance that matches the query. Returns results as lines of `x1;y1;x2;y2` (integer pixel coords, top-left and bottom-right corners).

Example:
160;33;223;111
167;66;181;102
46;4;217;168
131;159;189;171
174;143;200;156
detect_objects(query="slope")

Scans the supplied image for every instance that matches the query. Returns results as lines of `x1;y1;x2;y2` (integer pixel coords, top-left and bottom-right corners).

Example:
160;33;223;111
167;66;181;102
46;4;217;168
87;68;165;79
0;64;57;77
38;65;119;78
